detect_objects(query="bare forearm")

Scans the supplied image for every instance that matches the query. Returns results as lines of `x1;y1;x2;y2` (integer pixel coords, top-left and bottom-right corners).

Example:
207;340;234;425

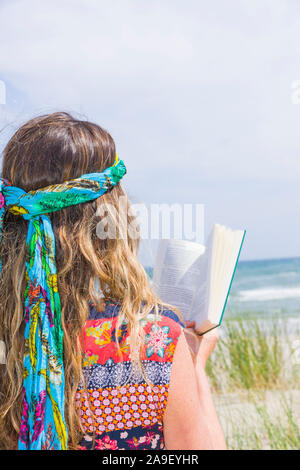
194;361;227;450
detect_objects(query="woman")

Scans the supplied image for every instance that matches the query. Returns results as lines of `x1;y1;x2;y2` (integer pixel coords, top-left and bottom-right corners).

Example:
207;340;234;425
0;112;226;450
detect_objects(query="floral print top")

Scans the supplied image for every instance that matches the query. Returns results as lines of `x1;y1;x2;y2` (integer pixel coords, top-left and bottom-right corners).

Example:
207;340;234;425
76;299;184;450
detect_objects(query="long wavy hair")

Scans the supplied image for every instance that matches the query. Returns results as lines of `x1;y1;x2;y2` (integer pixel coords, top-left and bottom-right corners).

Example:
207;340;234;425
0;112;171;449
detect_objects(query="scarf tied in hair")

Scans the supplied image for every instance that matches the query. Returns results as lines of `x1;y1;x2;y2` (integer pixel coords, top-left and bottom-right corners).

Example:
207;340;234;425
0;157;126;450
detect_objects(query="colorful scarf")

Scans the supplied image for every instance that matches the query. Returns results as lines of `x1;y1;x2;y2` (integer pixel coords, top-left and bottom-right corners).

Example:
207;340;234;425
0;157;126;450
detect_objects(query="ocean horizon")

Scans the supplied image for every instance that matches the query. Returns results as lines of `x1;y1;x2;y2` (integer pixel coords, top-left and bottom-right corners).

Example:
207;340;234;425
145;256;300;322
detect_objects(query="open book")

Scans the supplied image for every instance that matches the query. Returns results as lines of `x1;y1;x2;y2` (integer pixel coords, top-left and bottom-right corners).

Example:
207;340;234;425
153;224;246;334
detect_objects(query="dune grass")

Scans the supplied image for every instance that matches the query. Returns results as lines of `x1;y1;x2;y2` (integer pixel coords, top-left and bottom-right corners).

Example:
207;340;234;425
220;393;300;450
206;316;298;393
206;316;300;450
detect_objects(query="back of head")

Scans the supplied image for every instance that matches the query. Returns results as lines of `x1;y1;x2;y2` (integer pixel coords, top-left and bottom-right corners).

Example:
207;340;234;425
0;112;159;449
2;111;117;189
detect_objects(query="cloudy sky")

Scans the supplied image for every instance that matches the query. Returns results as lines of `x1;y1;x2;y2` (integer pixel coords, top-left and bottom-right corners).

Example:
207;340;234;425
0;0;299;263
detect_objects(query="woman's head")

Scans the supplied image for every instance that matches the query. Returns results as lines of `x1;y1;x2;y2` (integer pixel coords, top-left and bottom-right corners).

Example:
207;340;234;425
0;112;161;449
2;111;117;190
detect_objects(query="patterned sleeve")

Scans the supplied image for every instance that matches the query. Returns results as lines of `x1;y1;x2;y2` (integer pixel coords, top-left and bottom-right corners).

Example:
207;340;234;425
139;307;185;424
141;306;185;364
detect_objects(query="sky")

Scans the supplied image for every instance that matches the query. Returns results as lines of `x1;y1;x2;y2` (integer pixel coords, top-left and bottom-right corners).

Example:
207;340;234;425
0;0;299;263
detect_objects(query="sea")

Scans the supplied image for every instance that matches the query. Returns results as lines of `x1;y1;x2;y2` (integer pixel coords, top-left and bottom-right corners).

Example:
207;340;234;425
227;257;300;319
145;257;300;331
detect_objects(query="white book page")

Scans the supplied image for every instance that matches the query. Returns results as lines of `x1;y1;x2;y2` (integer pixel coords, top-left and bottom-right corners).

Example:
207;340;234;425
190;229;214;327
209;225;245;325
153;239;205;321
212;228;245;324
153;225;245;332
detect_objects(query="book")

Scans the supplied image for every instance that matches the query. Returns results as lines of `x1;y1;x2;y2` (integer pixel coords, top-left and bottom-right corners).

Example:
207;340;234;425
153;224;246;334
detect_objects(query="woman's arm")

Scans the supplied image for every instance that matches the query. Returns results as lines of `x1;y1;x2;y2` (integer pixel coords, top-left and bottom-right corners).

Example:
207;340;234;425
163;327;226;450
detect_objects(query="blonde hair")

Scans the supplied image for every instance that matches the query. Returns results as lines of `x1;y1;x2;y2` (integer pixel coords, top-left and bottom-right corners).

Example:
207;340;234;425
0;112;176;449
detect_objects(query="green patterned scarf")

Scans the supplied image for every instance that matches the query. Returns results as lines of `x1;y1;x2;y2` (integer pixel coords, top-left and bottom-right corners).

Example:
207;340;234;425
0;157;126;449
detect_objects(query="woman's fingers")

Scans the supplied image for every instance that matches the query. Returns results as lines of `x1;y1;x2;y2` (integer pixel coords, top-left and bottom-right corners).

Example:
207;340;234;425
184;322;219;365
196;328;219;368
184;321;196;329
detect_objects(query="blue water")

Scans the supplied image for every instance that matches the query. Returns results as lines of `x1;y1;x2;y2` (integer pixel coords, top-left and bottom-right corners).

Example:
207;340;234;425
146;257;300;320
227;257;300;319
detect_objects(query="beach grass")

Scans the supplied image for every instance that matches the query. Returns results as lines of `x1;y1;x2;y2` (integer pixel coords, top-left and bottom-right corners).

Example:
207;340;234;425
206;316;300;450
218;392;300;450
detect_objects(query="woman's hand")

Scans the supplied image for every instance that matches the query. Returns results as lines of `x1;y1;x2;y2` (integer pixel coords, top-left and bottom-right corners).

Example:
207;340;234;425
164;324;226;449
184;321;219;369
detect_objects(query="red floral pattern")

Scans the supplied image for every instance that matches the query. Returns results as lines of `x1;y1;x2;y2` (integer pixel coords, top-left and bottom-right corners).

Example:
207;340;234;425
77;300;184;450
